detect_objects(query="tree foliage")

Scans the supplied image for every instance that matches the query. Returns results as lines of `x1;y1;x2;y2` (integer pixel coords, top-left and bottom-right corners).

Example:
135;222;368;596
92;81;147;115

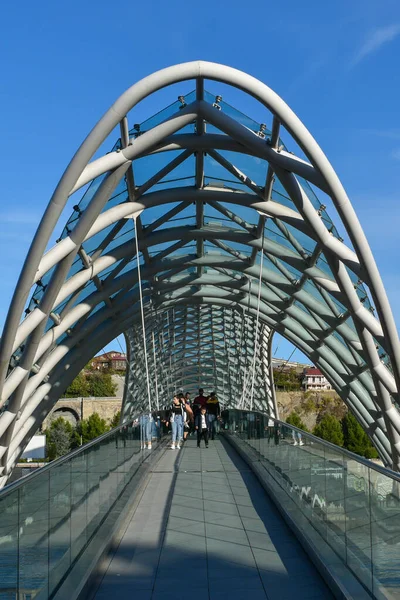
64;373;89;397
273;368;302;391
313;415;344;447
286;411;308;431
342;412;378;459
76;413;109;445
110;411;121;429
46;412;120;463
63;371;117;397
46;417;73;460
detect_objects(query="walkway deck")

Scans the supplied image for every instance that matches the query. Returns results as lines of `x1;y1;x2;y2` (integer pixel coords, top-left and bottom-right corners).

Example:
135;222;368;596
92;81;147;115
92;438;333;600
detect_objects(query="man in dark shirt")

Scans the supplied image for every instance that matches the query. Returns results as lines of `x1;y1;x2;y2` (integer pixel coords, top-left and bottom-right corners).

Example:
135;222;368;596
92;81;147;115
156;408;170;436
206;391;220;439
193;388;208;416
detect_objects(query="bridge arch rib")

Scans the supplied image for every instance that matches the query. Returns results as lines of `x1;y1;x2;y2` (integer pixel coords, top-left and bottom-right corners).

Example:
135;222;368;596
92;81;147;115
0;60;399;484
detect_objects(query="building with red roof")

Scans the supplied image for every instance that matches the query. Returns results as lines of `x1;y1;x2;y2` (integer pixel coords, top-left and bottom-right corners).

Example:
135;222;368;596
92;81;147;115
302;367;332;391
91;351;127;372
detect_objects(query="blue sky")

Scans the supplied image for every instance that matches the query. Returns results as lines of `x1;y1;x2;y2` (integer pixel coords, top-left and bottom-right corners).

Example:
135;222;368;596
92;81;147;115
0;0;400;363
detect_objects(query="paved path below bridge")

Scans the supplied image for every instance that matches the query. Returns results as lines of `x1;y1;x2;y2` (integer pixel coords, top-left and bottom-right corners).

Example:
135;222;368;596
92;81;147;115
92;437;333;600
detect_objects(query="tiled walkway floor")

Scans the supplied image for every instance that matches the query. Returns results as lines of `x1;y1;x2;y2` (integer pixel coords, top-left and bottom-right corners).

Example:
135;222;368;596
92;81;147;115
93;437;333;600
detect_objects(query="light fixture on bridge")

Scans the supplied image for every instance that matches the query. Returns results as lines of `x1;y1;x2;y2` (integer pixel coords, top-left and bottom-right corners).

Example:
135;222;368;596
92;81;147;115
213;95;222;110
257;123;267;138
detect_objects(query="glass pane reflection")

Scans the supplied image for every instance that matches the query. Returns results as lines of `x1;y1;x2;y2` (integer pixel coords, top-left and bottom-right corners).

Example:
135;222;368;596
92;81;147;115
0;418;164;599
222;409;400;598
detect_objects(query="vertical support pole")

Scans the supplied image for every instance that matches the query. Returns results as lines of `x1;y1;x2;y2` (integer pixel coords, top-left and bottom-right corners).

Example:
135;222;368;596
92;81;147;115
196;77;205;277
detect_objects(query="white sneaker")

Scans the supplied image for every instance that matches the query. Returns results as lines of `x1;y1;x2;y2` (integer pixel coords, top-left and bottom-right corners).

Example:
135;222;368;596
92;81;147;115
293;441;298;446
171;443;175;450
299;441;304;446
177;444;181;450
148;443;152;449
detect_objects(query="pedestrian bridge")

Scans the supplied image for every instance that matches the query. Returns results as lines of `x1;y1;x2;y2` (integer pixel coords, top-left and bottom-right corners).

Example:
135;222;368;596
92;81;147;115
1;411;399;600
1;60;400;599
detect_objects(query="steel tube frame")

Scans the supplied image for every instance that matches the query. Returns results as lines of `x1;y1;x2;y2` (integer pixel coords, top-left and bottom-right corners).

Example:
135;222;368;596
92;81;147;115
1;60;399;483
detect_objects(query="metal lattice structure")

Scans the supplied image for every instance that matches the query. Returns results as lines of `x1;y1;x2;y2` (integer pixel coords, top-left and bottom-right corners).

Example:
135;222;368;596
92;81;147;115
1;60;400;485
123;307;277;421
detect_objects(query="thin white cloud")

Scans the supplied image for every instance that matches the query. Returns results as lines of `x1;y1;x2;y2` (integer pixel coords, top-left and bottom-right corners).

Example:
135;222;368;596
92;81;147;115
286;55;329;95
360;129;400;140
0;211;40;225
351;24;400;67
391;148;400;161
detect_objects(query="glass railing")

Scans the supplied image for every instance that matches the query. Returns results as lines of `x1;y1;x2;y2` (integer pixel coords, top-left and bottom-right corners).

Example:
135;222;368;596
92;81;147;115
0;416;166;599
222;409;400;600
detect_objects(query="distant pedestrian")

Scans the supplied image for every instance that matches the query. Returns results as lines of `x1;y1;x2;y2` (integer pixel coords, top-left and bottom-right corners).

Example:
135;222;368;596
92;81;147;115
156;408;169;436
151;410;161;441
193;388;208;417
206;391;220;440
140;413;153;450
267;417;275;444
195;406;210;448
169;395;185;450
274;421;281;445
292;430;304;446
183;393;194;440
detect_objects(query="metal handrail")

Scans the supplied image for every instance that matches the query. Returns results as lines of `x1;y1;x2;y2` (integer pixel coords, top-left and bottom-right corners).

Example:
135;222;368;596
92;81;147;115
4;406;399;498
0;417;141;498
224;408;400;483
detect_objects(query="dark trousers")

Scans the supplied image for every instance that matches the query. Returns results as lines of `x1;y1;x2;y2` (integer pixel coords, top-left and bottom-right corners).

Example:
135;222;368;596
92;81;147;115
197;428;209;447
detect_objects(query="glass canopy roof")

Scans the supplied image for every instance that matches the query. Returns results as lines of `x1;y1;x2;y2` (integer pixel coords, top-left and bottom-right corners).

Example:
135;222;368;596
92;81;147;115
1;61;399;484
18;90;383;374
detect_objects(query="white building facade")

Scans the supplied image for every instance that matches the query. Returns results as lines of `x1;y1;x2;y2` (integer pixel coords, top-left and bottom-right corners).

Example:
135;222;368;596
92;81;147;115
303;367;332;391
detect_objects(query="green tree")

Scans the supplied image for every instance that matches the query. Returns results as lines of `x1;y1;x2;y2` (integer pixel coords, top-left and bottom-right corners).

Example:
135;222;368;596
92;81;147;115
64;372;89;397
273;368;302;391
110;410;121;429
76;412;109;445
86;372;117;397
46;417;73;460
313;415;344;446
302;396;316;414
62;371;117;398
342;412;378;459
286;411;307;431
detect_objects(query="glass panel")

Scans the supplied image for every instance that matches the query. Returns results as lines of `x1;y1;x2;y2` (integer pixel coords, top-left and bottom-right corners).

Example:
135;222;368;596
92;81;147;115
70;452;88;562
345;460;372;590
49;461;71;595
19;470;50;597
309;438;327;540
0;417;168;599
85;443;102;543
370;474;400;597
222;409;400;598
0;489;19;597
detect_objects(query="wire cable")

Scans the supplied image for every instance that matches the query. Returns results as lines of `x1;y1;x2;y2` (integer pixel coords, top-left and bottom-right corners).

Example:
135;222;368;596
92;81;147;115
250;218;265;411
133;216;152;415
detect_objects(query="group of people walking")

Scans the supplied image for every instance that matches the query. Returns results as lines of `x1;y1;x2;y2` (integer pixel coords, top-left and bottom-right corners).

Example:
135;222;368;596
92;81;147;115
168;388;220;449
139;389;221;450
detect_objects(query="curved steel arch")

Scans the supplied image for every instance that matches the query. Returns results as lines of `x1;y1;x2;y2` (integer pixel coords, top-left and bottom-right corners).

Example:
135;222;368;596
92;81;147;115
0;60;400;485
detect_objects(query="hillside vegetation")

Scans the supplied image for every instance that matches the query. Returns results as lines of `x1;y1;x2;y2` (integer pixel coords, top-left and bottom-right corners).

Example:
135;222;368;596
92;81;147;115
276;390;378;459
